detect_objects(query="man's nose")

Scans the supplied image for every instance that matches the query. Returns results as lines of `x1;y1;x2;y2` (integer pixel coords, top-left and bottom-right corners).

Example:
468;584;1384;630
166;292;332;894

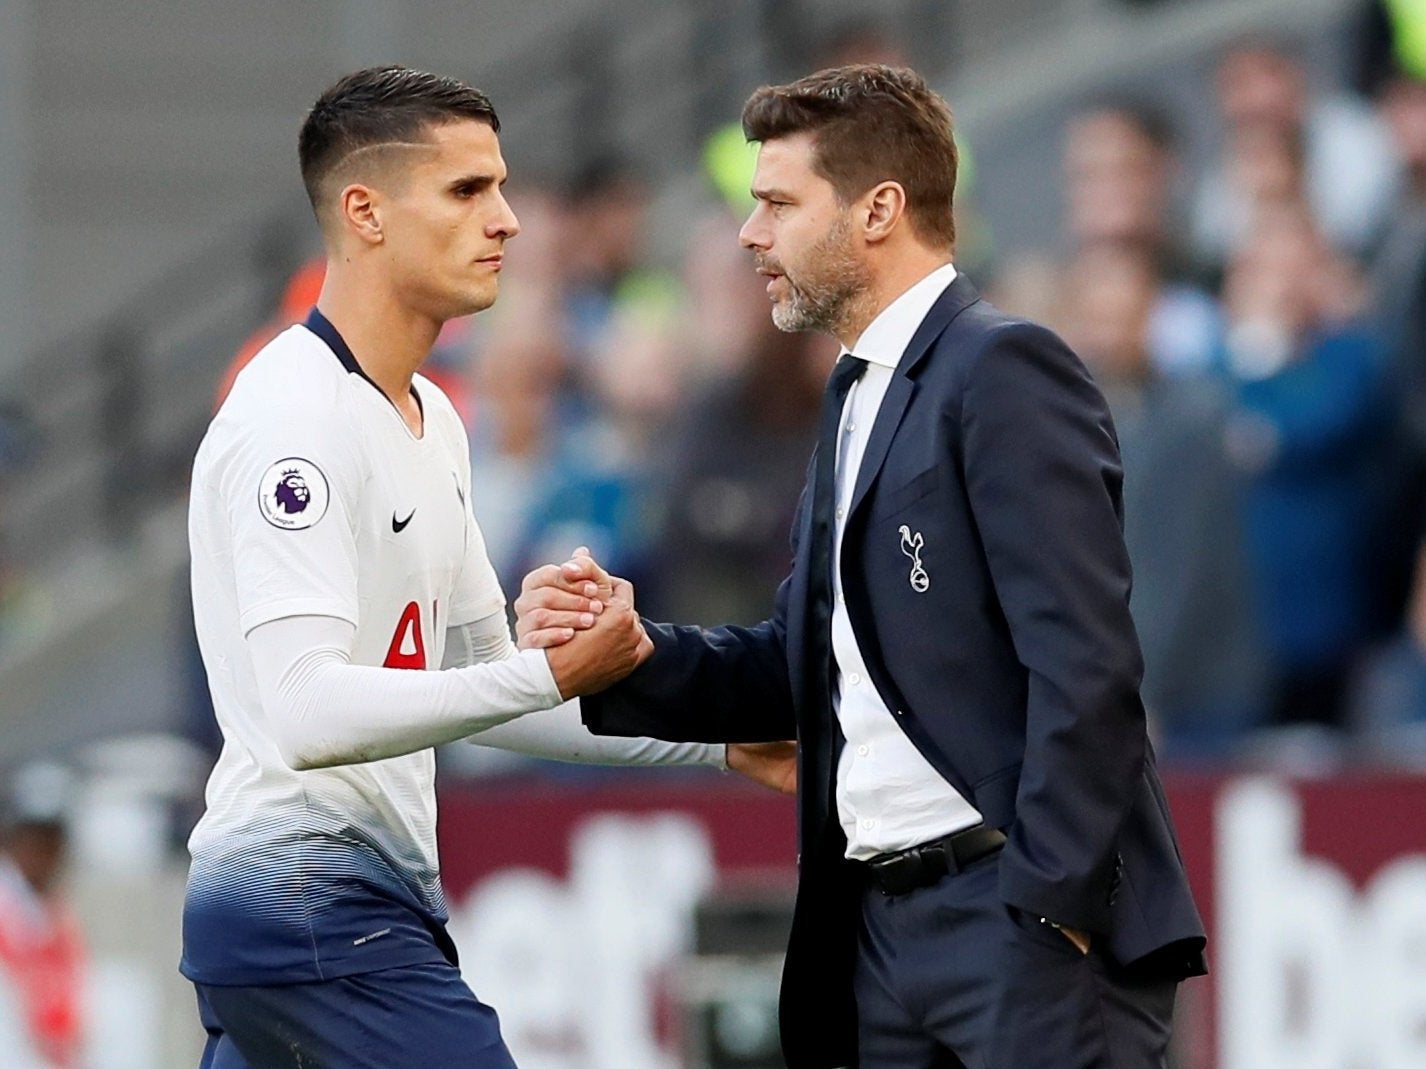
738;213;767;250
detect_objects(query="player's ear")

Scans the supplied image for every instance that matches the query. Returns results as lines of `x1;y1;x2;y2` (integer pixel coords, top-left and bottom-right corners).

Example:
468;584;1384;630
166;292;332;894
339;183;384;246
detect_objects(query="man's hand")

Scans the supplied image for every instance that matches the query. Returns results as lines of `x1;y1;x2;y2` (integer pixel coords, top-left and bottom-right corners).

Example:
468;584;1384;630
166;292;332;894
543;595;653;699
516;547;614;650
727;741;798;795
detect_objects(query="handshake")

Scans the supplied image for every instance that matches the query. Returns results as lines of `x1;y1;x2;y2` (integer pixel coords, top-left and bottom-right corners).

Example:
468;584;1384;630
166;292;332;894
515;546;797;795
513;545;651;700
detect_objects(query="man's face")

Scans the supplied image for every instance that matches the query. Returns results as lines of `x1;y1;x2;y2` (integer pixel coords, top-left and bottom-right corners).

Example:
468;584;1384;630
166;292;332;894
1064;113;1169;246
376;120;520;320
1383;78;1426;172
1218;48;1304;130
739;132;870;335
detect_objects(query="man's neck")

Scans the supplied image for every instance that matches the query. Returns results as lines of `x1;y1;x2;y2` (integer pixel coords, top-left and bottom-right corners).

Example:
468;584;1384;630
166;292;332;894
314;270;441;405
835;248;953;351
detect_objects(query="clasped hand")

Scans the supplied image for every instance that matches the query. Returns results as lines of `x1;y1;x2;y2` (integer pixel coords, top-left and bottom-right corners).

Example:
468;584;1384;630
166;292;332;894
514;546;652;700
515;548;798;795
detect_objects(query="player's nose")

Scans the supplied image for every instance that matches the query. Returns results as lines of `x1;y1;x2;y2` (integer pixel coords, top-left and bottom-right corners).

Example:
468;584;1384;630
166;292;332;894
489;194;520;239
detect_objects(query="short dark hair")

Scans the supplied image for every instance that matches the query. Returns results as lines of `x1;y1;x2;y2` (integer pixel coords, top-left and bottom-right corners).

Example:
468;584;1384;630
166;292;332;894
299;65;500;217
742;65;957;250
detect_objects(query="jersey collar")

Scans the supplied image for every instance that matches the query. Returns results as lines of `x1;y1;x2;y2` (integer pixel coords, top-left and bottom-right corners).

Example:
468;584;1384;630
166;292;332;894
304;307;423;417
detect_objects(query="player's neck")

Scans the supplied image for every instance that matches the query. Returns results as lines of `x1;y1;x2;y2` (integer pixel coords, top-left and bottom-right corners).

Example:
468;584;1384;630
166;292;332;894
315;278;438;429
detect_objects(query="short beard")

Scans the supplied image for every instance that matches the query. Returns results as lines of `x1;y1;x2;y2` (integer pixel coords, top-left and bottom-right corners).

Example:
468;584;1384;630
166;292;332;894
771;215;872;337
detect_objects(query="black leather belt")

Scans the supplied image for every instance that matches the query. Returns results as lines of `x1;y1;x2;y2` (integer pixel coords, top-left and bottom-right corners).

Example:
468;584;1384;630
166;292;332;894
862;825;1007;896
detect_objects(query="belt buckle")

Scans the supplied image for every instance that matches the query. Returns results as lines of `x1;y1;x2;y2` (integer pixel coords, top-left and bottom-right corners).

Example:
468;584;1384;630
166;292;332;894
868;847;919;896
871;841;945;896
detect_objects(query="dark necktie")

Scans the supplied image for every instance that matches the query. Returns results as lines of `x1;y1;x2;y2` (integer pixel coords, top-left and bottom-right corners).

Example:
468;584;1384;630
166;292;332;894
805;354;867;714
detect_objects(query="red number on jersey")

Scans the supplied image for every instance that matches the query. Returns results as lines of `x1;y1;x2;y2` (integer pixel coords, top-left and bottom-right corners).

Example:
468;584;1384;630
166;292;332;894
383;601;427;670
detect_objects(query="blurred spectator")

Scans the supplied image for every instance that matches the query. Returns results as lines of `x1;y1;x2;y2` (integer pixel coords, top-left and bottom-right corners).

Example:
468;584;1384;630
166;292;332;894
654;212;834;625
561;156;655;370
1218;206;1389;730
455;186;576;587
1191;39;1400;268
465;169;693;606
1355;0;1426;96
1365;67;1426;629
510;278;689;611
1062;101;1222;374
1064;102;1183;268
467;323;570;592
1222;120;1309;231
813;18;911;70
0;764;85;1068
1351;535;1426;762
1058;242;1268;756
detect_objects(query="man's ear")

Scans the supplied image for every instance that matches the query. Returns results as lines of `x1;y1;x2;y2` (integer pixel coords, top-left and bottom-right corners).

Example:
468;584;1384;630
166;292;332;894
862;181;907;244
339;183;384;246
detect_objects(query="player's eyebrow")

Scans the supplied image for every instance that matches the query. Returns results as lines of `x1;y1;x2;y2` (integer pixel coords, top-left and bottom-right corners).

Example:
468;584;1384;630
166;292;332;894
448;173;501;193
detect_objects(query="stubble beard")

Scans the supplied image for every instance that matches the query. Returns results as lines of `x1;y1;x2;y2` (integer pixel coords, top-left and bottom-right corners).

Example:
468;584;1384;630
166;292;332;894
770;216;873;338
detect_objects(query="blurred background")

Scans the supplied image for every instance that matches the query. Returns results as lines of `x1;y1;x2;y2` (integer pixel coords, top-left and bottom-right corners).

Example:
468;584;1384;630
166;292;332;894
1;0;1424;1065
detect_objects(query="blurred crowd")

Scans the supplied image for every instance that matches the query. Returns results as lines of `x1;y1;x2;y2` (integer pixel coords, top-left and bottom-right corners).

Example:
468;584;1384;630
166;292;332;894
208;16;1426;773
990;22;1426;764
0;764;84;1068
5;8;1426;795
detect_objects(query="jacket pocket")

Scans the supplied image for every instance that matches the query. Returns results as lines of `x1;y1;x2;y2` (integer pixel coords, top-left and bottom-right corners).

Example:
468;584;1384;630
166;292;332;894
869;465;941;521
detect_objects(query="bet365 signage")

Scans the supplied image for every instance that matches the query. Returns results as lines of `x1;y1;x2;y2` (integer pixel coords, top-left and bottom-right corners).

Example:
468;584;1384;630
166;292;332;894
1215;779;1426;1069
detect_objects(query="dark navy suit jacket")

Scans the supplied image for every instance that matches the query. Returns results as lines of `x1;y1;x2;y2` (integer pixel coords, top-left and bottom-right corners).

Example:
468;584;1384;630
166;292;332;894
583;275;1207;1069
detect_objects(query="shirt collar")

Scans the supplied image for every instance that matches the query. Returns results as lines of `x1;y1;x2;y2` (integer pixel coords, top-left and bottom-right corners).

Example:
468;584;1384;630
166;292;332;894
841;262;958;369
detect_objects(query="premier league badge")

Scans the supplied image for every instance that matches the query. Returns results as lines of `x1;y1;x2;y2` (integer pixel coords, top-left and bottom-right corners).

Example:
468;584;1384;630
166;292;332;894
258;457;330;530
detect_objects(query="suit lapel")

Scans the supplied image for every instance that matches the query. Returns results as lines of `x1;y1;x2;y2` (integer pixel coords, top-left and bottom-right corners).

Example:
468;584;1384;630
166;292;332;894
848;375;915;517
848;274;982;517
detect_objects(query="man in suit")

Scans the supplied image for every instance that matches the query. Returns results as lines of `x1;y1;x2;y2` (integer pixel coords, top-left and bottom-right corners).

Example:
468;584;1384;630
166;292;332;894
517;65;1206;1069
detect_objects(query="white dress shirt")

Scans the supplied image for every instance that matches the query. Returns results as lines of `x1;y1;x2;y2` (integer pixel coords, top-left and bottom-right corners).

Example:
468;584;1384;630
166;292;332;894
831;261;984;860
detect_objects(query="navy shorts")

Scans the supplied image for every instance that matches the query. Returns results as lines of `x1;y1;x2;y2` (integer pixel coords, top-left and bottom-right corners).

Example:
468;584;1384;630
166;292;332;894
195;961;518;1068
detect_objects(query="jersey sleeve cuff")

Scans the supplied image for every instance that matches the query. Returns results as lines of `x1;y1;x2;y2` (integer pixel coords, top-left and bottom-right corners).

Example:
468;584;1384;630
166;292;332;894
525;647;565;706
239;598;359;636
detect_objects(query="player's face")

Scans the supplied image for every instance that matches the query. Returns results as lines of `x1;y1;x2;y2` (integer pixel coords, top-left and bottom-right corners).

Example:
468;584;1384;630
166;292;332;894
739;132;869;335
380;120;520;320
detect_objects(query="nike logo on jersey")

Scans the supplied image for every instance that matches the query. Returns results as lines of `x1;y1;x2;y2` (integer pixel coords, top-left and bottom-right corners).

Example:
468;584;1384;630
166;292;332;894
392;509;416;533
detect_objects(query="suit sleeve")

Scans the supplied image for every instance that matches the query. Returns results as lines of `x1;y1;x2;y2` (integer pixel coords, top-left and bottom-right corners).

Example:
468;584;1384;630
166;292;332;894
960;323;1146;934
581;485;809;743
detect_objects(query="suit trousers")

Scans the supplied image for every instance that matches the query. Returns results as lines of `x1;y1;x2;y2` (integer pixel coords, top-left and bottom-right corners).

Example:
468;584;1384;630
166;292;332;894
853;853;1177;1069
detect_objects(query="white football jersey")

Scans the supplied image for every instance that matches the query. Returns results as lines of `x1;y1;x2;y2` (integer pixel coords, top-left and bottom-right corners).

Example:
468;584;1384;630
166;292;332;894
183;310;503;983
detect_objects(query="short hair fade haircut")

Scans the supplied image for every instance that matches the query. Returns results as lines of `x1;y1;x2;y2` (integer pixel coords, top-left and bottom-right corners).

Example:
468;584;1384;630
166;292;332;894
298;65;500;216
742;65;958;250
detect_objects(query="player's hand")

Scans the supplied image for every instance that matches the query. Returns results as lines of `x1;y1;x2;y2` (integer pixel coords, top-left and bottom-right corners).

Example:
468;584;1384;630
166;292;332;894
515;547;611;650
544;592;653;699
727;741;798;795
